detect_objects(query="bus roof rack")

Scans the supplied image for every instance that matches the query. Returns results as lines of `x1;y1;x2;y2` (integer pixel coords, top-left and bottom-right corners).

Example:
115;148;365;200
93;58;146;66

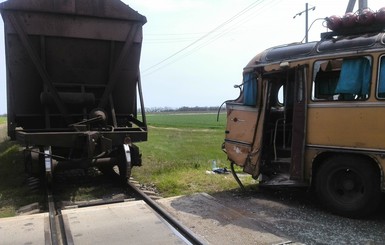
321;25;385;40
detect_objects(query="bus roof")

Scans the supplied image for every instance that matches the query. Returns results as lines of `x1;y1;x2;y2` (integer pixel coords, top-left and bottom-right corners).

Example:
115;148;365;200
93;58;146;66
244;31;385;71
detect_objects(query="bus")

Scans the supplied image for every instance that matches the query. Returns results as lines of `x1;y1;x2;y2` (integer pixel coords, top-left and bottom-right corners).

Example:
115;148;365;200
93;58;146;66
222;9;385;218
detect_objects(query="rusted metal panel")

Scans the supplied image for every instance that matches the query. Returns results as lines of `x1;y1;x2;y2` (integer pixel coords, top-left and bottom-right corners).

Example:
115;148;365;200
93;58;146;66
0;0;146;22
224;103;259;167
289;67;307;180
16;129;147;148
1;0;147;175
225;103;259;145
3;13;141;42
307;106;385;150
224;142;251;167
223;83;266;178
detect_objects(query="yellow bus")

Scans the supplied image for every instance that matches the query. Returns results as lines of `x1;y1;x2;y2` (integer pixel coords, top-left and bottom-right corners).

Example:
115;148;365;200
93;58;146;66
223;14;385;218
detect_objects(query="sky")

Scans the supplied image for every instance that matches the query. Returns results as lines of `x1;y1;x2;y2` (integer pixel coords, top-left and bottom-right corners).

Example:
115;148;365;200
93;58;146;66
0;0;385;113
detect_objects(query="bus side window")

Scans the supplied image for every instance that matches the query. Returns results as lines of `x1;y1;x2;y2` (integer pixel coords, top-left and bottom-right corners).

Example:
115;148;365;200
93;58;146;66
312;60;341;100
377;56;385;98
313;57;371;101
243;72;257;106
335;57;371;100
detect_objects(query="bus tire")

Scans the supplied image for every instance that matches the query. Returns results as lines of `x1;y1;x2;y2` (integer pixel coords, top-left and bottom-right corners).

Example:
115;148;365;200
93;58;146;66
315;155;381;218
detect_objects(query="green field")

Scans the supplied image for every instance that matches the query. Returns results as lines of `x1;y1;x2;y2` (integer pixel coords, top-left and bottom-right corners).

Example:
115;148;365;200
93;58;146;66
134;112;254;197
143;112;226;129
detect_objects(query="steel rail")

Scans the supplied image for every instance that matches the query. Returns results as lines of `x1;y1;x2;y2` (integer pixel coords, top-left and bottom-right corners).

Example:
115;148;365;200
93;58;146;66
127;182;205;245
47;191;59;245
47;186;69;245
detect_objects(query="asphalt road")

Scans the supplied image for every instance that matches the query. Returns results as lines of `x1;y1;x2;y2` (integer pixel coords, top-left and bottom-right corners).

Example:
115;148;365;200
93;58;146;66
158;187;385;245
212;187;385;244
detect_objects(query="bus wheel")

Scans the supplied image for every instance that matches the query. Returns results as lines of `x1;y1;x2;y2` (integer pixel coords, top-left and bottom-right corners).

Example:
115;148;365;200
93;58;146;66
315;155;381;218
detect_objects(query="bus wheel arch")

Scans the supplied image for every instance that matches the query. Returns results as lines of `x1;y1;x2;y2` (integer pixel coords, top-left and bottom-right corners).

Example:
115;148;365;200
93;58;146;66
313;153;382;218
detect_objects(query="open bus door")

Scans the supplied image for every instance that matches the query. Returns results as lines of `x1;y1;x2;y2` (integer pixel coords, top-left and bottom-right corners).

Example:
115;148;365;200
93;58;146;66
258;65;308;185
290;66;307;180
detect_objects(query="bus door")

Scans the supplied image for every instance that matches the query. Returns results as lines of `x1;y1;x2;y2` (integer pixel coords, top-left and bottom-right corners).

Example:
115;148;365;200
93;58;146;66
223;71;267;179
290;66;307;180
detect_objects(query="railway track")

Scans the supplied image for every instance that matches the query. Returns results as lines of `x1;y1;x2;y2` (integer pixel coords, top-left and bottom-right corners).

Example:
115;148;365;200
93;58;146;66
44;173;205;245
126;182;204;245
47;186;66;245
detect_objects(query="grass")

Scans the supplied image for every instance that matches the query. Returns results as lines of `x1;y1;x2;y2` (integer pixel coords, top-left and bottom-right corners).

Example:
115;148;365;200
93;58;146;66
0;141;45;217
133;113;256;197
0;116;45;217
143;112;226;129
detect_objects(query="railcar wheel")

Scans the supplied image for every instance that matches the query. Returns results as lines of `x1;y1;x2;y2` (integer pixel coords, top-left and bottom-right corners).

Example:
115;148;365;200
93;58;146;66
118;144;133;184
316;155;381;218
118;160;132;183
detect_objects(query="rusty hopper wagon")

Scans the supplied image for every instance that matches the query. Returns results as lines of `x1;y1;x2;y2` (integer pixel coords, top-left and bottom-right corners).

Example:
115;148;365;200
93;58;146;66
0;0;147;181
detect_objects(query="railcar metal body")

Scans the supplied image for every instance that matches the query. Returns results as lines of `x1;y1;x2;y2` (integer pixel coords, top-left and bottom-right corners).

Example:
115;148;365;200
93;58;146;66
0;0;147;180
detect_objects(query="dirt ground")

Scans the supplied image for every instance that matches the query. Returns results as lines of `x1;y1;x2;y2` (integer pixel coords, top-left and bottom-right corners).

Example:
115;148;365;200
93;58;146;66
157;187;385;245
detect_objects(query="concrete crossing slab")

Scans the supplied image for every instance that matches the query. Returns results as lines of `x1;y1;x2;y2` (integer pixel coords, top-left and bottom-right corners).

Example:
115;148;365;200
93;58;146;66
0;213;49;245
0;200;192;245
61;200;189;245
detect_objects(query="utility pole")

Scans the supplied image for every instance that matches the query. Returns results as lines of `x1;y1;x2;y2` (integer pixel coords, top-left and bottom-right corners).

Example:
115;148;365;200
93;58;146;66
346;0;368;13
346;0;356;13
358;0;368;12
293;3;315;43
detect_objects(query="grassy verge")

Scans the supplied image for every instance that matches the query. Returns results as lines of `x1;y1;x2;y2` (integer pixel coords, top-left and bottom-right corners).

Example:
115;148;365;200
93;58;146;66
133;113;256;197
0;140;45;218
0;118;45;217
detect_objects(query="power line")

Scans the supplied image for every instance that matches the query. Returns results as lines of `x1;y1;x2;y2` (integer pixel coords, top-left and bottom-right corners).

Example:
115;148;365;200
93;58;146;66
144;32;205;43
142;0;282;77
142;0;266;76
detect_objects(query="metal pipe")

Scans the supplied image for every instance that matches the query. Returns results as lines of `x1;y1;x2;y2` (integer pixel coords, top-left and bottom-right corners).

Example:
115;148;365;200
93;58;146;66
346;0;356;13
305;3;309;43
231;161;245;191
137;71;147;126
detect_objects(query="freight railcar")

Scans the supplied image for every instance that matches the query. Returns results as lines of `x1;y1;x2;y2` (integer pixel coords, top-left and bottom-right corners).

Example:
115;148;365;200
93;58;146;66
0;0;147;182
